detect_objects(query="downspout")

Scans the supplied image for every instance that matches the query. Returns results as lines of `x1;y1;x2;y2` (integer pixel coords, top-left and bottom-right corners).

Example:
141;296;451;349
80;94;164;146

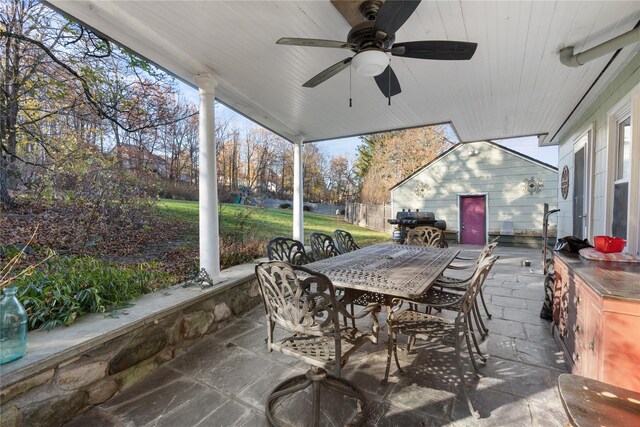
560;26;640;67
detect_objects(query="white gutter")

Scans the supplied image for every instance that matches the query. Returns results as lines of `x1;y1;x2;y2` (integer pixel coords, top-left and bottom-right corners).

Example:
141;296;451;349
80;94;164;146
560;26;640;67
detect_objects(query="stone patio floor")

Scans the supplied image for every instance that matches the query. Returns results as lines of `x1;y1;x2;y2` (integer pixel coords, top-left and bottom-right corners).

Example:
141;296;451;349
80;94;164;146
65;245;568;427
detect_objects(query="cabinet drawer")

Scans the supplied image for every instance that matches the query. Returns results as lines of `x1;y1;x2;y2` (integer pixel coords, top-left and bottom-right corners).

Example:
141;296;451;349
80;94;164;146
569;346;584;375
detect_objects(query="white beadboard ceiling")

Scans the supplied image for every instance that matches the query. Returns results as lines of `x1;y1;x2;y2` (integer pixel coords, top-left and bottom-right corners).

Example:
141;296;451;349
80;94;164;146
46;1;640;145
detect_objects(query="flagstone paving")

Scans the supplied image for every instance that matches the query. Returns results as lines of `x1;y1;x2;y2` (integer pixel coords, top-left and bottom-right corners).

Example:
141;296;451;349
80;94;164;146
64;245;568;426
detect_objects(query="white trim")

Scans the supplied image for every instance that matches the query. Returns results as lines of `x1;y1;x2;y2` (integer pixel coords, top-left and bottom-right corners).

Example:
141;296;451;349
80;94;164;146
293;136;304;241
572;124;594;241
457;193;489;245
630;90;640;254
605;82;640;253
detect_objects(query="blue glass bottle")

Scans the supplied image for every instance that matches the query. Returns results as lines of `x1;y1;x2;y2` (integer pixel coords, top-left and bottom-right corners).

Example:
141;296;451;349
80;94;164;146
0;287;28;364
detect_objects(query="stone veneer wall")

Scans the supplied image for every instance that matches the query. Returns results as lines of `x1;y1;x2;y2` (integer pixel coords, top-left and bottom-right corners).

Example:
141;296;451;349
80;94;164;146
0;269;261;427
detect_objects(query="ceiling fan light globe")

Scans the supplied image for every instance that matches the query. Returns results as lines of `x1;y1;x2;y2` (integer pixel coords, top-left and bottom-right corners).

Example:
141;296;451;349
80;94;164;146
352;50;389;76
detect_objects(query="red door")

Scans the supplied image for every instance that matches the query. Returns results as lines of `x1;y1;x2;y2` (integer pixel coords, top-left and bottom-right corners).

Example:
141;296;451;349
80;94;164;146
460;196;486;245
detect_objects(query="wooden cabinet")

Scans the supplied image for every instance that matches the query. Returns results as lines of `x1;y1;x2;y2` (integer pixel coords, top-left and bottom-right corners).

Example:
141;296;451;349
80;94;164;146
553;254;640;393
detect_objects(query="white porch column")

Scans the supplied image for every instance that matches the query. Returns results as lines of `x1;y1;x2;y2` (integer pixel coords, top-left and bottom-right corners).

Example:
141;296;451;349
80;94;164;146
293;136;304;241
195;73;222;282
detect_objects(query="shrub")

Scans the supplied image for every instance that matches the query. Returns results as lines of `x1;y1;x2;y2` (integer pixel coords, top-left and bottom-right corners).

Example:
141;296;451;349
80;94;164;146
279;203;291;209
11;255;169;331
303;205;313;212
26;147;159;250
158;181;199;201
220;237;266;269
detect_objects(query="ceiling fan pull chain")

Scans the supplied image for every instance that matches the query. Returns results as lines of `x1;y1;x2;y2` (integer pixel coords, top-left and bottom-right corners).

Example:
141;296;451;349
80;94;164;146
349;62;353;108
387;64;391;106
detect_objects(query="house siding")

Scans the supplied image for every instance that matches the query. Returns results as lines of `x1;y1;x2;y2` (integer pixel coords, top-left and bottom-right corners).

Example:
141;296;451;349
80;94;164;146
392;141;558;239
555;52;640;252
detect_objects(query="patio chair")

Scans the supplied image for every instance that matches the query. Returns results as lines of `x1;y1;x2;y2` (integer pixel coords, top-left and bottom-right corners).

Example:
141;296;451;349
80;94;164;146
334;229;360;254
436;241;499;326
266;237;312;265
411;255;500;372
255;261;381;427
309;232;340;261
405;226;446;248
383;255;499;419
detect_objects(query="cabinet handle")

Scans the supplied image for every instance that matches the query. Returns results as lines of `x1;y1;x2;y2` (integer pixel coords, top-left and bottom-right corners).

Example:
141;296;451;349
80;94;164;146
573;324;581;334
589;339;595;351
573;353;580;362
574;296;581;306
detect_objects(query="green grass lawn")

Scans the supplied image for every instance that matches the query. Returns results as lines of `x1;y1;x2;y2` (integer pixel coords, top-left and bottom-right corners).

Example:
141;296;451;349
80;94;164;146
157;199;390;247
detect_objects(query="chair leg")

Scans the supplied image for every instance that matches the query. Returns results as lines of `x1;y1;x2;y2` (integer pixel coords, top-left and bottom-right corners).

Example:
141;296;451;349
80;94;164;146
384;327;395;383
266;375;312;426
470;303;485;339
467;313;487;363
464;326;480;373
473;300;489;337
311;377;321;427
393;333;404;375
322;375;367;424
266;368;366;427
350;303;356;329
454;333;480;419
479;288;492;319
407;334;416;353
322;375;366;404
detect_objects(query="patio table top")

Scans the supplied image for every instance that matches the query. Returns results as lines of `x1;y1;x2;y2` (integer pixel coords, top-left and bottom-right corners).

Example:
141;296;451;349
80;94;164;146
306;243;459;299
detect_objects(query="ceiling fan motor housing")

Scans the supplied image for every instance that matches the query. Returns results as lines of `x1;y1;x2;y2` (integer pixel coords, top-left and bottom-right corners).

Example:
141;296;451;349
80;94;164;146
348;21;395;50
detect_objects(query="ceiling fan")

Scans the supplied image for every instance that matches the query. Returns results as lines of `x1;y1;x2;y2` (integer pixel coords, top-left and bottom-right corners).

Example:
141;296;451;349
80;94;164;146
276;0;477;99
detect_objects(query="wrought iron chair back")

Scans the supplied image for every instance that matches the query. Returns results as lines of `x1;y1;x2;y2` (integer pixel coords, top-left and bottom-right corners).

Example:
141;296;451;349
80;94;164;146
255;262;343;361
457;255;499;316
309;232;340;261
266;237;311;265
478;241;499;263
333;229;360;254
405;226;445;248
254;261;381;426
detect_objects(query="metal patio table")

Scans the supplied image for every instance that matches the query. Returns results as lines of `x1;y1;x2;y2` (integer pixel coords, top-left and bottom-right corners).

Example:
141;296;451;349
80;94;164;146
306;242;460;307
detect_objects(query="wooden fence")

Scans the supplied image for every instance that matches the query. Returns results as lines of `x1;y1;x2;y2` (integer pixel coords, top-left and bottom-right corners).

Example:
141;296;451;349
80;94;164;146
344;202;393;233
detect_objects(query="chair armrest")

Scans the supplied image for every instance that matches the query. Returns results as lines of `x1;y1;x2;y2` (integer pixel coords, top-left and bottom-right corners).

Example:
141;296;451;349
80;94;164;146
446;262;475;270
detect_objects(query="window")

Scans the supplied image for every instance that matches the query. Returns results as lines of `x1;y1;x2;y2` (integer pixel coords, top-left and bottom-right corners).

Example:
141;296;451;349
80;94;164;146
606;83;640;254
612;116;631;240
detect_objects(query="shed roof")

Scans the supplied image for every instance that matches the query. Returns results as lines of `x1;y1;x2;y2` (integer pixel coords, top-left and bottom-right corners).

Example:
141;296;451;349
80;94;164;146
389;140;558;191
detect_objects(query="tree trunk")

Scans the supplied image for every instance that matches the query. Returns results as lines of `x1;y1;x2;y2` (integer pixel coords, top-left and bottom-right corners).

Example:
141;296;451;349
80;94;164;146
0;158;13;209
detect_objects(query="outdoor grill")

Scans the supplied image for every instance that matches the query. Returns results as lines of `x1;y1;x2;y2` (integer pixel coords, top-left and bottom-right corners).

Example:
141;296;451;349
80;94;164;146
388;210;447;243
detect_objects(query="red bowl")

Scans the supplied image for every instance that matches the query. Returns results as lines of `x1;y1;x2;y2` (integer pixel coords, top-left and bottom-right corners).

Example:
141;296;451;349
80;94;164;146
593;236;626;253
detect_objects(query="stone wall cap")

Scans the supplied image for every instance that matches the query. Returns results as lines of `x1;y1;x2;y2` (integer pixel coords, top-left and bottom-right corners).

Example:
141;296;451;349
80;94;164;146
0;262;257;389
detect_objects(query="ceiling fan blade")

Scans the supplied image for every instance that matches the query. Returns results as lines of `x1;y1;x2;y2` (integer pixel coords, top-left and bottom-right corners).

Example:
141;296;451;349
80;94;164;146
276;37;356;49
372;0;421;40
392;40;478;60
303;57;352;88
374;65;401;98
